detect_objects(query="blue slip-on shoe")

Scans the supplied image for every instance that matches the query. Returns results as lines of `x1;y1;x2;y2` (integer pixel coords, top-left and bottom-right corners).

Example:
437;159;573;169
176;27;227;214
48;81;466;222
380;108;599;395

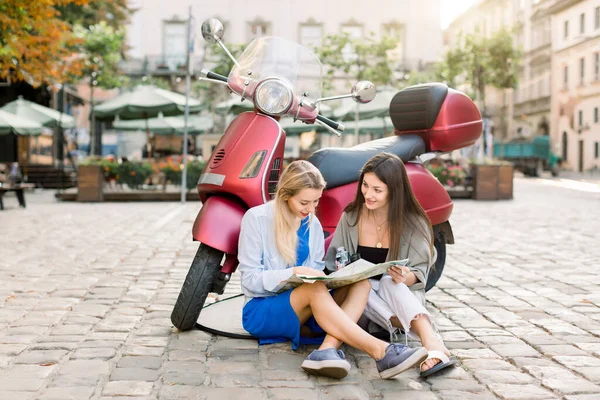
376;344;428;379
301;348;351;379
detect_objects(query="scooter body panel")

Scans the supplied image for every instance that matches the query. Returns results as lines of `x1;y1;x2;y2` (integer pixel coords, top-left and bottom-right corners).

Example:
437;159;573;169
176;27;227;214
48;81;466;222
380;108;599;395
197;112;286;208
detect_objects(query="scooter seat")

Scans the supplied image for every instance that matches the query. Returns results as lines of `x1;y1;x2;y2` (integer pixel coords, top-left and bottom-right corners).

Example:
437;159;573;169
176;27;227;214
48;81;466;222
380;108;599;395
307;135;426;189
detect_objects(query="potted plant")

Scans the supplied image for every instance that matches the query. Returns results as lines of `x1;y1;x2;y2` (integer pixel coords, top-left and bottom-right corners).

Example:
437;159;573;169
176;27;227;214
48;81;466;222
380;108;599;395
469;158;514;200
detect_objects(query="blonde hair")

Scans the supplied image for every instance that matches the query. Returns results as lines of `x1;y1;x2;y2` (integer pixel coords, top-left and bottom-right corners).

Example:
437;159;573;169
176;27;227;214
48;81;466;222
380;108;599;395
273;160;326;266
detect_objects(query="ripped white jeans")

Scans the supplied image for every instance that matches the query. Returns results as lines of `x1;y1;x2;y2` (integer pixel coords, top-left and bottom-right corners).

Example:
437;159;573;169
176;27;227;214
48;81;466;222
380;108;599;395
362;275;432;341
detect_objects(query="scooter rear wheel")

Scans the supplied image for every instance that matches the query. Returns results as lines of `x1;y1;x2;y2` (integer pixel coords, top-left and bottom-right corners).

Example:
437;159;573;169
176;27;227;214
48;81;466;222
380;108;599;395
425;228;446;292
171;244;224;331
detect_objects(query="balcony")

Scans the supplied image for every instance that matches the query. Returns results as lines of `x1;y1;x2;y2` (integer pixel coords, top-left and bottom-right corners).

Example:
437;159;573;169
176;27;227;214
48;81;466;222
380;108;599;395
120;55;206;77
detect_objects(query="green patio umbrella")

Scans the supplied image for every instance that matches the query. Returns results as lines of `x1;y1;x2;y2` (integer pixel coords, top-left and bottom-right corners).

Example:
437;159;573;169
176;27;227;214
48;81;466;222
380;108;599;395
1;96;75;128
215;95;333;117
318;116;393;137
0;110;44;136
113;114;213;135
333;88;398;121
94;85;203;120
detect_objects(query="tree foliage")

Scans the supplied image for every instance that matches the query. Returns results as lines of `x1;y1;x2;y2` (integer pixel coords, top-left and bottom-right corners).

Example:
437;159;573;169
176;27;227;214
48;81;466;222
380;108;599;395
56;0;130;30
0;0;130;87
438;28;521;112
73;21;125;89
314;33;398;92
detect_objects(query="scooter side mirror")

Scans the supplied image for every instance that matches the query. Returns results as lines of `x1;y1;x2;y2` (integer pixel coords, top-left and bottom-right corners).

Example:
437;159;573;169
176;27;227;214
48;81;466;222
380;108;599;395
351;81;376;104
201;18;225;44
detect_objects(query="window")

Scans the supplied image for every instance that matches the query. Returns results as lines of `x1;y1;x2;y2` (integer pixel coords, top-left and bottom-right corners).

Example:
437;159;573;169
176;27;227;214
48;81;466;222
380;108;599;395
595;52;599;80
163;20;187;70
564;20;569;38
383;22;406;63
247;19;271;41
579;110;583;126
595;142;599;159
340;22;364;62
595;107;599;123
580;57;585;84
564;65;569;88
596;7;600;30
580;13;585;34
299;23;323;48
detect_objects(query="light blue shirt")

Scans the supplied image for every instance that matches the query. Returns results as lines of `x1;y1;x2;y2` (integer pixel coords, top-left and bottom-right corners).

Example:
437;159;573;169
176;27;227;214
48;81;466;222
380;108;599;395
238;202;325;299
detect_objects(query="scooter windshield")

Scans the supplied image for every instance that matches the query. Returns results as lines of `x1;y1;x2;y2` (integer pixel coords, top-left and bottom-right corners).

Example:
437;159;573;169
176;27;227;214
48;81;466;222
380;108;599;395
228;36;323;107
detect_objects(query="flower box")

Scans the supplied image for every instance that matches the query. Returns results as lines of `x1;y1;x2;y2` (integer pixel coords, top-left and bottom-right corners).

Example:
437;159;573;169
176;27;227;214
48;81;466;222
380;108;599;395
471;164;513;200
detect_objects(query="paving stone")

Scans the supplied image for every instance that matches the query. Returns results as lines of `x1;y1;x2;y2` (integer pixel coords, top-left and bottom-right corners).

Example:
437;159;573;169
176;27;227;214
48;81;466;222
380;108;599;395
437;391;498;400
71;347;116;360
319;385;370;400
162;361;206;385
110;367;161;382
491;343;541;358
14;350;68;365
523;365;600;394
429;378;485;391
37;386;96;400
462;358;517;371
117;355;163;370
196;388;267;400
537;344;589;357
102;381;154;397
268;388;320;400
382;391;439;400
0;391;35;400
488;383;557;400
473;370;535;384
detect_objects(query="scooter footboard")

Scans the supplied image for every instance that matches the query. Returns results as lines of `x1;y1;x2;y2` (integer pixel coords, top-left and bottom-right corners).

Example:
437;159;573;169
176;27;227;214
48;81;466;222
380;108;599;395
192;196;248;255
406;163;453;226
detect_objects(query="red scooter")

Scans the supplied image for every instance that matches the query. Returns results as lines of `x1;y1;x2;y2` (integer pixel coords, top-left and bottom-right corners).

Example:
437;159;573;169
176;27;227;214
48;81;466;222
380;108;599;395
171;19;482;331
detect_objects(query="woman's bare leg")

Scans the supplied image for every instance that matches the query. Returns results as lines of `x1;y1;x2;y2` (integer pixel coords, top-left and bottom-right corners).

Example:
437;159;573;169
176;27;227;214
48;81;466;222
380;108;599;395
319;279;371;350
290;281;387;360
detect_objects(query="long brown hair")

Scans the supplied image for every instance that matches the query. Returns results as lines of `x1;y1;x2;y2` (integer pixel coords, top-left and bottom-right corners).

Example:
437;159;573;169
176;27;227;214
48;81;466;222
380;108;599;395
274;160;326;266
345;153;433;260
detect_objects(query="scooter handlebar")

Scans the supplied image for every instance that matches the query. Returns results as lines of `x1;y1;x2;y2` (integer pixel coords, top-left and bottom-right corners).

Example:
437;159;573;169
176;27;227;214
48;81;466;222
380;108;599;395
201;69;228;83
316;114;345;132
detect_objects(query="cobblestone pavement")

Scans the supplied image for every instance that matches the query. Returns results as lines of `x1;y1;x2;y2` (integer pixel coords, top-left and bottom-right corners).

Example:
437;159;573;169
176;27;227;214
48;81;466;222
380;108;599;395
0;178;599;400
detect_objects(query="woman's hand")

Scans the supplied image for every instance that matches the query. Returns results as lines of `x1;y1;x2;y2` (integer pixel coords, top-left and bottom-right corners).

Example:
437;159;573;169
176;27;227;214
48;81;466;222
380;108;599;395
293;267;325;277
389;265;412;285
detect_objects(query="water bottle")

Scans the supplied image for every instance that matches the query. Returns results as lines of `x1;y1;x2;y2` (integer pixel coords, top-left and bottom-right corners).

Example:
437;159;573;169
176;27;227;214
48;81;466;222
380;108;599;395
335;247;349;270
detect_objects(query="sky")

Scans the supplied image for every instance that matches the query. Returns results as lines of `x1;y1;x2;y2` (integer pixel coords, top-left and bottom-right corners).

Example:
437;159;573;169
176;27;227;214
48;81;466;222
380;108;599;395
441;0;480;29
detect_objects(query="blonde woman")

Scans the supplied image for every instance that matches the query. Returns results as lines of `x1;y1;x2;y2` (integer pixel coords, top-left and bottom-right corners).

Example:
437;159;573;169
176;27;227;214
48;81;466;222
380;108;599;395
239;160;427;380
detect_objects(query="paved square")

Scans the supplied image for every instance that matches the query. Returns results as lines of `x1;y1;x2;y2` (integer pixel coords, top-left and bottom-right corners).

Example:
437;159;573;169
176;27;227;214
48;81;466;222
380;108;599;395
1;177;599;399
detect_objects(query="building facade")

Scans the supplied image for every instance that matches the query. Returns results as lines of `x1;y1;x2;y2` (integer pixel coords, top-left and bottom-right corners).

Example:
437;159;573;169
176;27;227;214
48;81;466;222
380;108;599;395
512;0;557;140
123;0;442;85
444;0;517;140
550;0;600;172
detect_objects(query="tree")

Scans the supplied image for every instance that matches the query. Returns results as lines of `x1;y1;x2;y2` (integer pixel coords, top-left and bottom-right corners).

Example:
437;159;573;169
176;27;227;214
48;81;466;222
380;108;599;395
56;0;130;30
0;0;130;87
0;0;88;86
73;21;125;155
314;33;398;92
438;28;521;114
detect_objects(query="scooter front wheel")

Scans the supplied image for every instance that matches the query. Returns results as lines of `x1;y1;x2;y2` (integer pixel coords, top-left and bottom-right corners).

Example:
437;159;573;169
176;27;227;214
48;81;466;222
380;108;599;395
171;243;224;331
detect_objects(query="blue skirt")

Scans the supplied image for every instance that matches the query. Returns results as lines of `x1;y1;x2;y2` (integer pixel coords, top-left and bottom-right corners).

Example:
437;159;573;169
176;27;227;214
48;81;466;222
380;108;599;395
242;289;327;350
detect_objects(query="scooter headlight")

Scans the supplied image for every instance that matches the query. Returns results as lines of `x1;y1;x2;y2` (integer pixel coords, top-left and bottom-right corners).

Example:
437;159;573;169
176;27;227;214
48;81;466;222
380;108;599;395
254;78;293;116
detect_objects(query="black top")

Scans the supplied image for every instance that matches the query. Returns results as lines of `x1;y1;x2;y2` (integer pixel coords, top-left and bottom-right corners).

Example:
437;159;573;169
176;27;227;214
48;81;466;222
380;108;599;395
356;245;389;280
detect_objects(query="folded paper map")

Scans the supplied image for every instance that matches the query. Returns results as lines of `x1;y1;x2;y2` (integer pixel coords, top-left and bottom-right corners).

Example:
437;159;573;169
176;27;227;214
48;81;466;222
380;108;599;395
274;258;409;292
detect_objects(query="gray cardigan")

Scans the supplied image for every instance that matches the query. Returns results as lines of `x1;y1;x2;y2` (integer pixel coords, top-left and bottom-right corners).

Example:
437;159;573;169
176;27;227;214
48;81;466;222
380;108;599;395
324;210;436;305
